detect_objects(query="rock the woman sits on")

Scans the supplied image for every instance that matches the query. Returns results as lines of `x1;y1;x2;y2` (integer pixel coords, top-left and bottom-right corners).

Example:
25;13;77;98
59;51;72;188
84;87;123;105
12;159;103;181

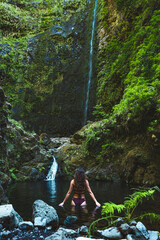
59;168;101;207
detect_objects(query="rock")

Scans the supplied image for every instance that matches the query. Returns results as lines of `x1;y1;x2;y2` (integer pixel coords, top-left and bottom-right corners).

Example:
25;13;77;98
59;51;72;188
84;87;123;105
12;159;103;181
76;238;104;240
0;223;3;231
135;222;149;240
18;221;34;230
97;227;123;239
78;225;88;234
116;218;125;227
30;168;39;176
64;216;78;227
129;226;136;234
0;172;10;185
34;217;47;228
0;204;23;229
130;220;137;226
1;230;12;239
119;223;130;236
45;227;78;240
126;234;136;240
40;133;51;145
148;230;159;240
32;200;59;229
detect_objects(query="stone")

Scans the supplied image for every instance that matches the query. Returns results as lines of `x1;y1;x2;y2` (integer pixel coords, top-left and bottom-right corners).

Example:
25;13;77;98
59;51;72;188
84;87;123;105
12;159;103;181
64;216;78;227
18;221;34;230
97;227;123;239
130;220;137;226
126;234;136;240
0;204;23;229
78;225;88;234
148;230;159;240
30;168;39;176
34;217;47;228
116;218;125;227
0;223;3;231
45;227;78;240
76;237;104;240
32;200;59;229
119;223;130;236
135;222;149;240
1;230;11;239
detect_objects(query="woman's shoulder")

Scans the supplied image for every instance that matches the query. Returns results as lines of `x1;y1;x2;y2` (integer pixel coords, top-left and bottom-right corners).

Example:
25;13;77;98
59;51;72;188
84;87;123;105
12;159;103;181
71;179;75;185
85;179;89;185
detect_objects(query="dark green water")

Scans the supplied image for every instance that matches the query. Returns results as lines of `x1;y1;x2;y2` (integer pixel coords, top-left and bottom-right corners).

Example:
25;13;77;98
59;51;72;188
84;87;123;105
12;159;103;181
7;179;129;225
7;179;160;230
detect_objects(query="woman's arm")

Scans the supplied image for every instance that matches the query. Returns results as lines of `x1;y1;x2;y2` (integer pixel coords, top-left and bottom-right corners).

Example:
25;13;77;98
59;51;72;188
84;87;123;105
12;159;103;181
86;180;101;207
59;179;74;206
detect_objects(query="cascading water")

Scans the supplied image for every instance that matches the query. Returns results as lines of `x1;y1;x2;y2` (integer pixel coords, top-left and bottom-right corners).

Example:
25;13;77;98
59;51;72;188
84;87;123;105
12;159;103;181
84;0;98;125
46;156;58;181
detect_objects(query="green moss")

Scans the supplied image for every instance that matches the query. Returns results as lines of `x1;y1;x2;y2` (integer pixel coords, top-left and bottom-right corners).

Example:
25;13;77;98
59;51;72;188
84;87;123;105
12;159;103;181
96;0;160;126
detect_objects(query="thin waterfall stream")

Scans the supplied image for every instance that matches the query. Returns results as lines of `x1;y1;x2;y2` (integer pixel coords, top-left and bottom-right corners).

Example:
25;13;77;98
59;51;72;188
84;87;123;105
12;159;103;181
84;0;98;125
46;156;58;181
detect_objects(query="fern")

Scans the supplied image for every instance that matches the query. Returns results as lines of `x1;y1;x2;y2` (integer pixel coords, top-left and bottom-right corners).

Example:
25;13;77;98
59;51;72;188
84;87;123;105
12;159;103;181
138;213;160;224
102;202;125;216
88;186;160;236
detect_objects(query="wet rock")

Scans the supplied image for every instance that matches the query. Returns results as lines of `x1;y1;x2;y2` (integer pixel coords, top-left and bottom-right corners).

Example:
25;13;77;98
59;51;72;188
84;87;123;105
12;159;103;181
33;200;59;229
78;225;88;234
34;217;47;228
97;227;123;239
1;230;12;239
116;218;125;227
135;222;149;240
76;238;104;240
119;223;130;236
0;204;23;229
30;167;39;176
45;227;78;240
0;172;10;185
18;221;34;230
148;230;159;240
130;220;137;226
0;223;3;231
126;234;136;240
129;226;136;234
64;216;78;227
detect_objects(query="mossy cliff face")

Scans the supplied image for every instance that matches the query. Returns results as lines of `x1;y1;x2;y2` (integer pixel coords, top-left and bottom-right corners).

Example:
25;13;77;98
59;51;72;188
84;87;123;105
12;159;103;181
0;0;95;136
56;0;160;186
57;120;160;186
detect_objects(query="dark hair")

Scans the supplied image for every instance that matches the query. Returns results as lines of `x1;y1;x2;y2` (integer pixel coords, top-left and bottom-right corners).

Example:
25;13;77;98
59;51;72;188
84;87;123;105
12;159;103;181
74;168;87;192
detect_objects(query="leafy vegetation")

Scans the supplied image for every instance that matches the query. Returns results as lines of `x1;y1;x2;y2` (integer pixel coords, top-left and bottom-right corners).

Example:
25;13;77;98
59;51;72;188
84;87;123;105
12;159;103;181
96;0;160;129
88;186;160;236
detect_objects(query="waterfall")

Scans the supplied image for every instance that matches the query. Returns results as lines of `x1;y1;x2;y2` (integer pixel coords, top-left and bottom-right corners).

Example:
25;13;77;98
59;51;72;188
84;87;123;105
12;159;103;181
46;156;58;181
84;0;98;125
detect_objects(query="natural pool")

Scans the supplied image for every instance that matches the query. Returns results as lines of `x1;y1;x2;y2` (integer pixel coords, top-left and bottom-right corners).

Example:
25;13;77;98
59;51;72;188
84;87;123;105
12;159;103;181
6;179;160;230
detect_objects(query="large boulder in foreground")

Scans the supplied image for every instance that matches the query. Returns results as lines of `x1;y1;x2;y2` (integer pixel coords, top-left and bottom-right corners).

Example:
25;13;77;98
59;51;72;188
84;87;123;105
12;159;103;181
32;200;59;229
0;204;23;229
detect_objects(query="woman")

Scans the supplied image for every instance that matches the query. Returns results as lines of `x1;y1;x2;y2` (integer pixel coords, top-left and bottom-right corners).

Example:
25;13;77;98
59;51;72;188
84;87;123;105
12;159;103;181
59;168;101;207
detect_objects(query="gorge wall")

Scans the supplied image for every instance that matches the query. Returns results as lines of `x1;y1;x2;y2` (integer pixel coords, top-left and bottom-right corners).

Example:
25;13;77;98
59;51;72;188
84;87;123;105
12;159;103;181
0;0;96;136
1;0;160;186
55;0;160;186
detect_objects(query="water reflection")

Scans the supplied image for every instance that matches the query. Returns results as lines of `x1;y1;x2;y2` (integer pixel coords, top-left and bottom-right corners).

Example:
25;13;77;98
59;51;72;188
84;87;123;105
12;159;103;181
46;180;57;203
7;179;129;224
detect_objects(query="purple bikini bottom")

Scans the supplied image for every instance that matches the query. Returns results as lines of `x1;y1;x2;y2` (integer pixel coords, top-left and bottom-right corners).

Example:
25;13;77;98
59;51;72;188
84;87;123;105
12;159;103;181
73;198;85;206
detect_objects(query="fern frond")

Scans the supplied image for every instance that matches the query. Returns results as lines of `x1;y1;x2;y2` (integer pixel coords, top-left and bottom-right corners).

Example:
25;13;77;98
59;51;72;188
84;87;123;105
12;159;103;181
124;189;155;210
137;212;160;224
102;202;125;216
